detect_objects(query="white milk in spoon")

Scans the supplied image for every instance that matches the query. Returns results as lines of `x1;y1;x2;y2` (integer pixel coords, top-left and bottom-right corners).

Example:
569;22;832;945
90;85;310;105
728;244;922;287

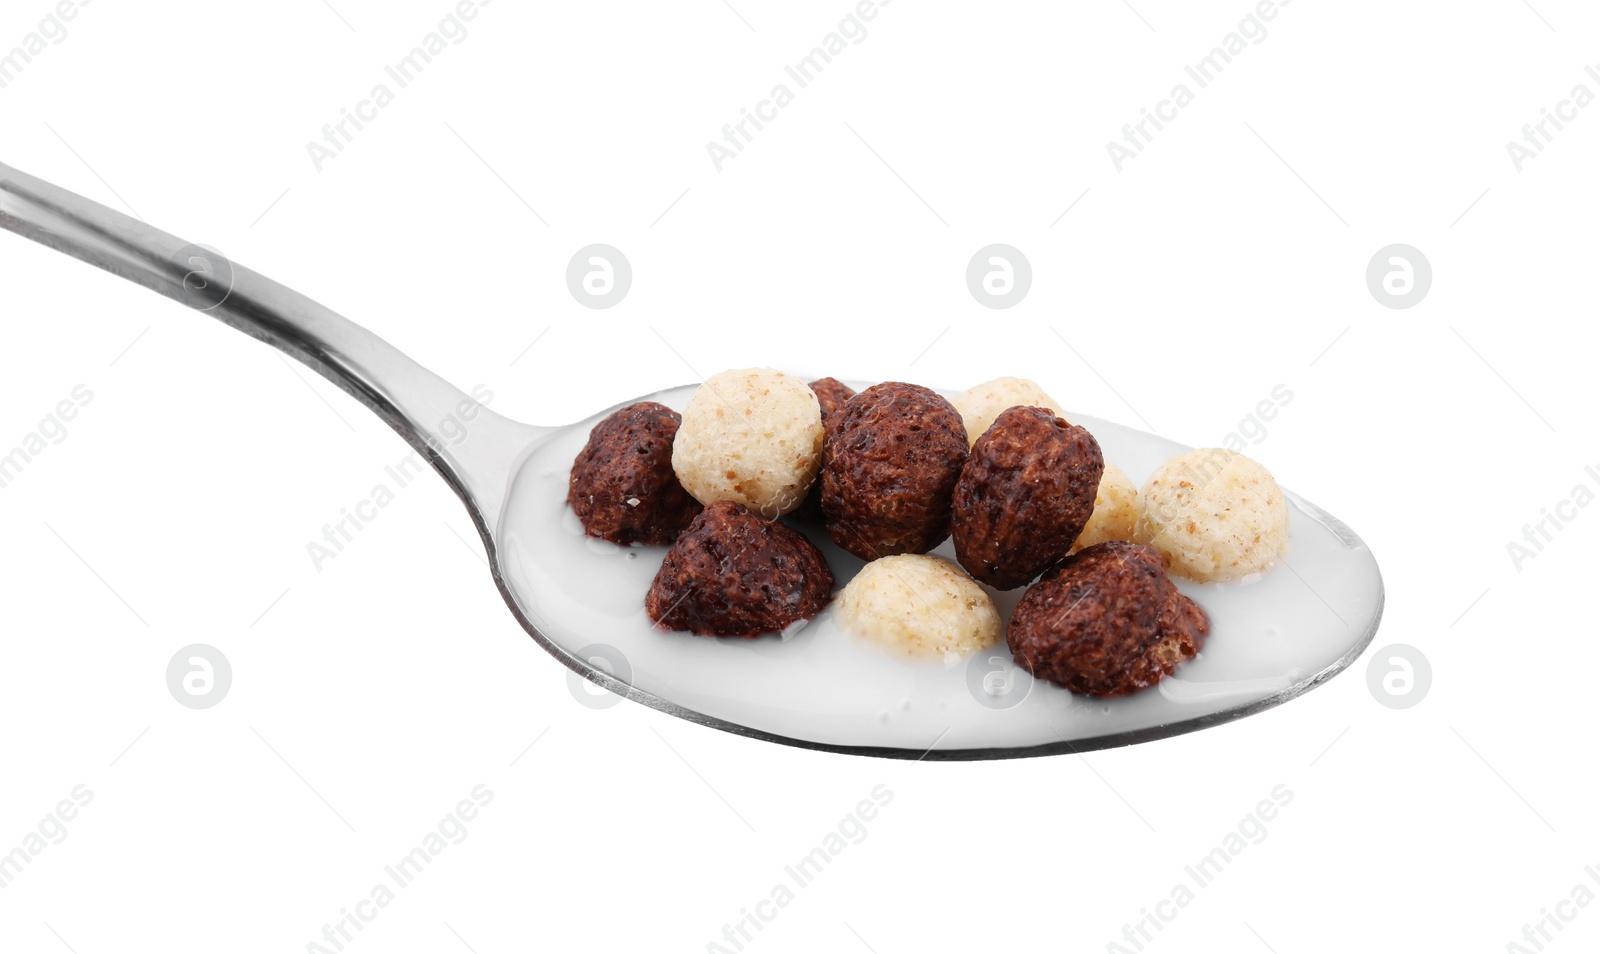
497;385;1383;755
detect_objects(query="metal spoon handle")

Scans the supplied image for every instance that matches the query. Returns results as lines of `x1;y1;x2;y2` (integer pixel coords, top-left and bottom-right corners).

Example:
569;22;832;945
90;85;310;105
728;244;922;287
0;160;538;530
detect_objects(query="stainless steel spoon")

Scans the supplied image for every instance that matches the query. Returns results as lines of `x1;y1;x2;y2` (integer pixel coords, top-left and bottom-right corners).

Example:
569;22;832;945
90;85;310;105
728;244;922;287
0;162;1384;760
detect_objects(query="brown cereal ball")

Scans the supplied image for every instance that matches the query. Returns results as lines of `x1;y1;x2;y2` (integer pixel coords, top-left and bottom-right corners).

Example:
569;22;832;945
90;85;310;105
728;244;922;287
950;377;1068;448
567;402;703;546
950;406;1104;590
645;501;834;638
820;382;969;560
671;368;824;518
791;378;858;523
1007;541;1209;697
1137;448;1291;581
1071;462;1140;554
808;377;857;419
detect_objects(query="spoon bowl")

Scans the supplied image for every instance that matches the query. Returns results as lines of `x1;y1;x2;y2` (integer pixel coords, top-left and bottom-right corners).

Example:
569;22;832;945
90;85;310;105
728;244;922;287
0;161;1384;759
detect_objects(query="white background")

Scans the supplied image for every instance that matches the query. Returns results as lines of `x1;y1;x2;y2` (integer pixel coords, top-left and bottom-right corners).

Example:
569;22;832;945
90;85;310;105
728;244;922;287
1;1;1596;951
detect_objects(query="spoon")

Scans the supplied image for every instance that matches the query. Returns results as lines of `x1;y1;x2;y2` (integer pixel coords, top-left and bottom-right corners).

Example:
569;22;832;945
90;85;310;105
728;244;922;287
0;161;1384;760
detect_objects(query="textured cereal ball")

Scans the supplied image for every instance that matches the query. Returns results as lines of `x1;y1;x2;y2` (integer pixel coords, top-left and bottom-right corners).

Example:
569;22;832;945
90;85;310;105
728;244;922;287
1071;462;1140;554
951;406;1103;590
1007;541;1208;697
646;501;834;638
567;402;702;546
672;368;824;518
950;377;1067;448
1137;448;1291;582
835;555;1001;660
821;382;969;559
792;377;859;523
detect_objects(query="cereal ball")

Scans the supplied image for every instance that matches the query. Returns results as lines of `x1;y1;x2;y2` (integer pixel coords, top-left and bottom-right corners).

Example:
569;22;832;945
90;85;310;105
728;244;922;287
950;377;1067;448
951;406;1103;590
808;377;858;419
1007;542;1209;697
835;554;1001;660
820;382;969;559
1070;462;1140;554
567;402;703;546
672;368;824;518
792;377;858;523
646;501;834;638
1137;448;1291;581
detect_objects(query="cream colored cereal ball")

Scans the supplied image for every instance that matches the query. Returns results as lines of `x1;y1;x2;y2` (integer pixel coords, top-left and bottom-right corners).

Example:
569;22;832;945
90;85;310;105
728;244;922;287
1071;462;1140;553
1137;449;1291;582
950;377;1067;446
672;368;823;518
835;554;1001;660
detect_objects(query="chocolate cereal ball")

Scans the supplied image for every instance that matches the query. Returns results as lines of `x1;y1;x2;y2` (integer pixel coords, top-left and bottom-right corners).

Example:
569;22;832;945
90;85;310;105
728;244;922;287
950;376;1068;448
792;378;858;523
1138;448;1291;581
808;377;857;419
951;406;1103;590
645;501;834;638
1007;541;1209;697
672;368;824;518
567;402;703;546
820;382;968;560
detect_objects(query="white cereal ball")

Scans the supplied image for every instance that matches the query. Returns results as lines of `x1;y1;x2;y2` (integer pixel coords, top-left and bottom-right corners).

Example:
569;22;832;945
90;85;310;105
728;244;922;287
950;377;1067;447
1137;448;1291;582
672;368;823;518
1070;462;1140;553
835;554;1001;660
